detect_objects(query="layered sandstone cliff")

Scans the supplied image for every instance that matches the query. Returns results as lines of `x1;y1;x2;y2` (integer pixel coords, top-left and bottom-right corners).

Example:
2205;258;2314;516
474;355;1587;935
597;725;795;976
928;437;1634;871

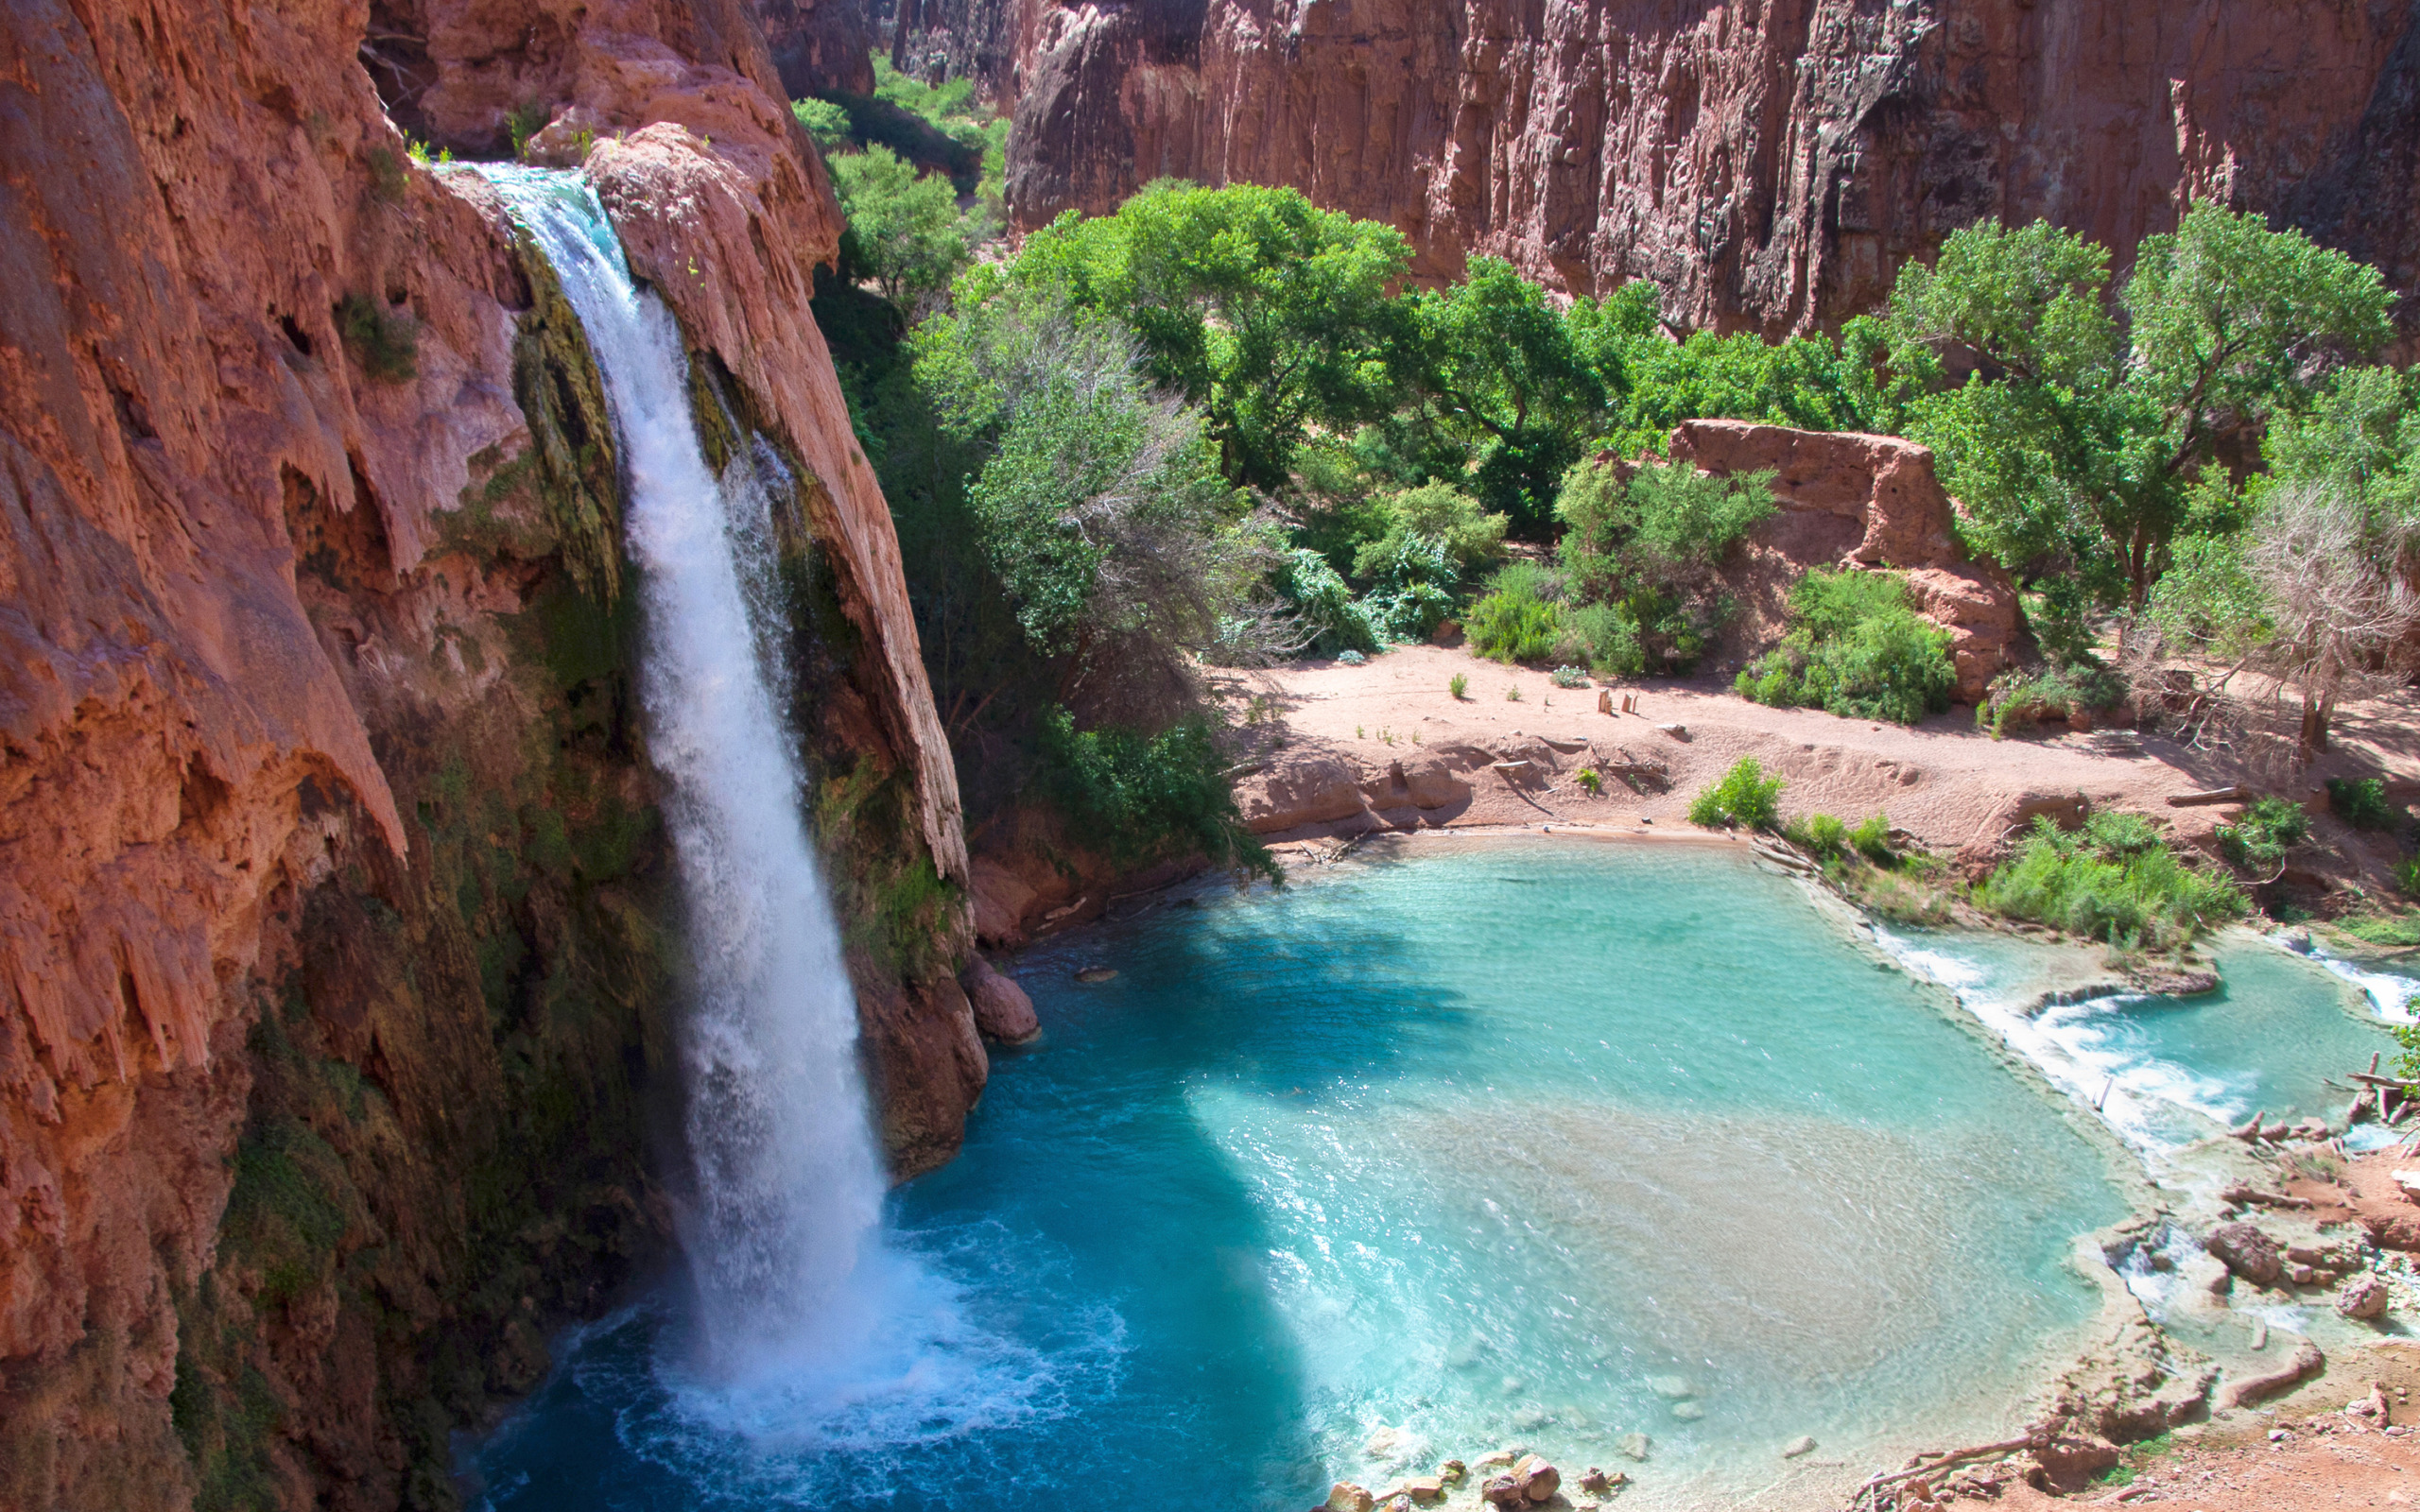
0;0;974;1505
994;0;2420;332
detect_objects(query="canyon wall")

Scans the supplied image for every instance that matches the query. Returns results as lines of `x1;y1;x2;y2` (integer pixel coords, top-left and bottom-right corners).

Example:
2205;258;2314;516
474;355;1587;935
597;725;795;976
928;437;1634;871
0;0;975;1507
993;0;2420;332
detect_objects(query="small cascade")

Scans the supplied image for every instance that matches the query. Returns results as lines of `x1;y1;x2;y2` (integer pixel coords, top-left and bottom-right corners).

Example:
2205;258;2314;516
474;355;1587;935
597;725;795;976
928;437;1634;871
474;165;883;1374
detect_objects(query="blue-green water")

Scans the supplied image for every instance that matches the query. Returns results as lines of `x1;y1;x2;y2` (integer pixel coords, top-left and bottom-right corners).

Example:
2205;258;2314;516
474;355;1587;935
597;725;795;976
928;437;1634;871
473;840;2130;1510
1879;928;2395;1150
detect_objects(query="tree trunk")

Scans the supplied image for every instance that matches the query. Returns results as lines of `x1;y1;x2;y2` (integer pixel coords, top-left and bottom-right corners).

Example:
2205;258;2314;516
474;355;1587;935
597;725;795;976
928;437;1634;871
2301;689;2337;755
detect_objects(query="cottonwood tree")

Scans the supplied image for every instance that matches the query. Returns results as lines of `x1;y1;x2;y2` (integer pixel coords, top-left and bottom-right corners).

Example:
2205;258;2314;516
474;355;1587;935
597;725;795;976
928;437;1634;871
1889;205;2395;609
911;285;1288;719
2150;368;2420;753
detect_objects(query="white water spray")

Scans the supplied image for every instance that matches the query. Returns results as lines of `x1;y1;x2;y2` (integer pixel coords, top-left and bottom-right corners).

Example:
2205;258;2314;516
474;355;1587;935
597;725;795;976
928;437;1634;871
475;166;883;1375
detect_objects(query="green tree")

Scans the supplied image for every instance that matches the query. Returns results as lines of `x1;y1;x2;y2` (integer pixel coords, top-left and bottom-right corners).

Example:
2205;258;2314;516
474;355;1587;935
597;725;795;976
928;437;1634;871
1007;182;1412;488
1891;206;2394;608
828;145;973;311
1404;257;1607;531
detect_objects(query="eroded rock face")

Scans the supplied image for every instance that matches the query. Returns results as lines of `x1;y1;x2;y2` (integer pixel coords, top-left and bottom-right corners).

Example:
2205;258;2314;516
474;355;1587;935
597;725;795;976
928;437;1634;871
999;0;2420;332
0;0;970;1504
1668;421;2016;702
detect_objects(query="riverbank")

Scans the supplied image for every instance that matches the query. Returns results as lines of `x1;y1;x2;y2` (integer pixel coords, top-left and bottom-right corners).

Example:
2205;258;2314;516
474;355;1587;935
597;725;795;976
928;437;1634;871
1213;645;2420;910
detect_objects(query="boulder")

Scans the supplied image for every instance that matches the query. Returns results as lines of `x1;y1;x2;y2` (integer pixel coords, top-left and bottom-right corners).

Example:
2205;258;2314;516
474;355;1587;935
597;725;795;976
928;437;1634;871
1239;754;1375;834
1475;1450;1518;1469
1438;1460;1468;1485
2339;1273;2392;1320
1480;1473;1525;1507
1327;1482;1375;1512
1512;1454;1560;1502
2206;1222;2286;1286
968;856;1038;945
963;957;1040;1044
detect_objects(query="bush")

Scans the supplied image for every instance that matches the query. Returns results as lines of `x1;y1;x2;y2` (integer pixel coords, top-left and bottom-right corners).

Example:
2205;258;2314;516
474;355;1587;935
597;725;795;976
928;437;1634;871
1035;707;1275;878
1785;812;1851;859
2399;855;2420;899
1281;548;1380;655
335;292;418;383
1466;562;1562;662
1850;813;1894;864
1549;664;1587;688
1975;815;2245;950
1351;482;1509;579
1737;570;1955;724
2327;776;2402;831
1688;757;1786;832
1977;663;2126;738
2214;795;2312;875
1449;673;1468;699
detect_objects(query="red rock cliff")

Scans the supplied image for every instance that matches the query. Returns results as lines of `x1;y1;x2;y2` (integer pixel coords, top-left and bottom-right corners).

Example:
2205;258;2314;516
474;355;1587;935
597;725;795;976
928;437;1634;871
997;0;2420;331
0;0;975;1505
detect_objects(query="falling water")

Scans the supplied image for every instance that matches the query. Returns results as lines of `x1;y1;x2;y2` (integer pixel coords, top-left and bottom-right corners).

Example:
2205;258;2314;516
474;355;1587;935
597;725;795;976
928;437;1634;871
474;166;884;1375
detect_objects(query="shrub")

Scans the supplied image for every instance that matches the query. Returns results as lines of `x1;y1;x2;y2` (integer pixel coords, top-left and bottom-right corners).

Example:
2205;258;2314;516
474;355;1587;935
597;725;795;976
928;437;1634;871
1337;649;1366;665
1281;548;1380;655
1449;673;1468;699
1688;757;1786;832
1466;562;1562;662
1975;815;2245;950
1549;664;1587;688
1035;707;1275;879
2399;855;2420;898
1736;569;1955;724
1850;813;1894;864
1576;767;1603;794
2327;776;2401;831
1978;664;2126;738
1786;812;1850;859
335;292;418;383
2214;795;2312;875
1351;482;1509;578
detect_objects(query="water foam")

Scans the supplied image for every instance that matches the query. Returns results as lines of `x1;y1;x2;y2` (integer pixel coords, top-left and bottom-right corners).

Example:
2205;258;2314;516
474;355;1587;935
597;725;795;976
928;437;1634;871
476;164;1055;1443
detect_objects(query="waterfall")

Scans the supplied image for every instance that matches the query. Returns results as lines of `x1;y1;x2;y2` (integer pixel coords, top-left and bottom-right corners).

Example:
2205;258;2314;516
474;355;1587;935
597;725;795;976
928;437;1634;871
475;166;883;1377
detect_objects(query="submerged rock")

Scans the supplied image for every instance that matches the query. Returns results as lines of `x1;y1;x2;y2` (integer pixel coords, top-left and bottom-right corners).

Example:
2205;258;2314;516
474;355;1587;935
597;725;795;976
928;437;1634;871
1670;1400;1705;1420
1782;1435;1818;1458
1617;1432;1652;1462
1074;965;1118;983
1646;1374;1696;1399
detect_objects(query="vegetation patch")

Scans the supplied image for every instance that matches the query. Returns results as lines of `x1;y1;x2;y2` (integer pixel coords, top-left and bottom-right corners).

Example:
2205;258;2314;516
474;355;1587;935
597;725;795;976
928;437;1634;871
1976;813;2245;951
1737;569;1955;724
1687;757;1786;832
1035;707;1276;881
2213;795;2312;877
335;292;419;383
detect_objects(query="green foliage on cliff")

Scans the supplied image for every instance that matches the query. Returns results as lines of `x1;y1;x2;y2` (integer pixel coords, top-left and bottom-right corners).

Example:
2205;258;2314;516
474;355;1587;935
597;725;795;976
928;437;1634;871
1035;706;1275;879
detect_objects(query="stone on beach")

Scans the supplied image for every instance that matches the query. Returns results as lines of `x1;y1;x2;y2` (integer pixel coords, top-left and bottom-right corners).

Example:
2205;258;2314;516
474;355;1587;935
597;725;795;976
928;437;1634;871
1512;1453;1561;1502
2339;1273;2392;1320
1326;1482;1375;1512
1480;1472;1525;1506
2205;1221;2285;1286
1475;1450;1518;1469
1395;1474;1445;1504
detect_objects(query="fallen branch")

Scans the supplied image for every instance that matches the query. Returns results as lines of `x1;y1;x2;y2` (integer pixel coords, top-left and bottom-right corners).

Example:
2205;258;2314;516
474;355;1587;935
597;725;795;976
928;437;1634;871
2167;785;2250;807
1847;1436;2036;1509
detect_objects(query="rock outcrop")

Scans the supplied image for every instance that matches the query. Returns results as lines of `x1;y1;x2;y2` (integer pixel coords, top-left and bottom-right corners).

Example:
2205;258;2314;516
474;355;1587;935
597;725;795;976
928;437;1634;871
0;0;974;1505
1668;421;2016;702
994;0;2420;333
